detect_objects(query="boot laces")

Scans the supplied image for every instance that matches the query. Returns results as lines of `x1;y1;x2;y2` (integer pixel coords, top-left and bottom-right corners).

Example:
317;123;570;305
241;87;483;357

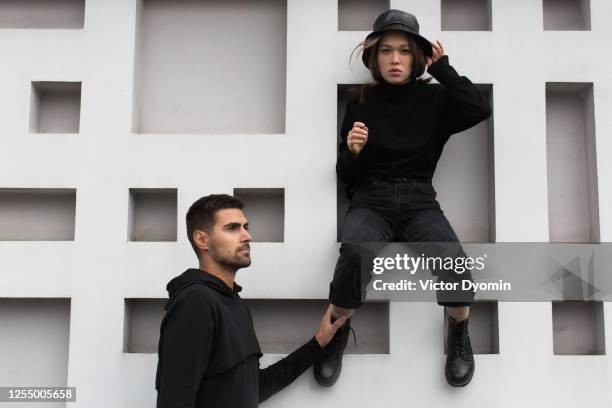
348;325;357;348
450;324;470;360
326;323;357;362
337;321;358;348
336;319;357;347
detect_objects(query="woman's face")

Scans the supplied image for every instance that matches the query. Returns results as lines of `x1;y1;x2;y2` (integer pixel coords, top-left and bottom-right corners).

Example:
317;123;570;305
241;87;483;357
376;31;413;85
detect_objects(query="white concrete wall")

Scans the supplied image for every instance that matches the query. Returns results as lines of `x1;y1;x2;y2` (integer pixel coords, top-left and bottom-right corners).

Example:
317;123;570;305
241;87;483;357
1;0;611;407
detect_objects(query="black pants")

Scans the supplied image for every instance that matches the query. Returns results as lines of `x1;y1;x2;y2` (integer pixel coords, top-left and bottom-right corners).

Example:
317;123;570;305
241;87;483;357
329;177;475;308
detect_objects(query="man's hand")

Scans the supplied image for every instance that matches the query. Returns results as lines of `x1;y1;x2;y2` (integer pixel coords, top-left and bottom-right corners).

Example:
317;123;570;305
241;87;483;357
426;40;445;66
347;121;368;156
314;305;348;348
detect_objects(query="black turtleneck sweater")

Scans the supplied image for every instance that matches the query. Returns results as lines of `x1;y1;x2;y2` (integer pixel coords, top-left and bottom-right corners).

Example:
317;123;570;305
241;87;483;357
155;269;324;408
336;55;492;186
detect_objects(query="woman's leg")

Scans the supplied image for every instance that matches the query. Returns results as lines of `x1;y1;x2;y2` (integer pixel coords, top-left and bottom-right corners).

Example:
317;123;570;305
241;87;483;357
397;206;475;387
397;206;475;306
330;305;354;319
316;205;393;387
328;205;394;314
446;306;470;322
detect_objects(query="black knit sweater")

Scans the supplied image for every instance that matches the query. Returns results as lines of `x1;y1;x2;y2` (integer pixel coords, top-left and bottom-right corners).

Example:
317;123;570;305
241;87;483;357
337;55;492;186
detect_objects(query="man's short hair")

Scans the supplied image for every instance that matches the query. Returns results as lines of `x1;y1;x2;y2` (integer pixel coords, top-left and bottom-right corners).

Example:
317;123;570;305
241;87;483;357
186;194;245;257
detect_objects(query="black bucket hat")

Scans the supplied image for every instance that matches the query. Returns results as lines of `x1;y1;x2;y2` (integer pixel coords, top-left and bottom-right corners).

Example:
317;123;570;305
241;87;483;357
362;9;433;68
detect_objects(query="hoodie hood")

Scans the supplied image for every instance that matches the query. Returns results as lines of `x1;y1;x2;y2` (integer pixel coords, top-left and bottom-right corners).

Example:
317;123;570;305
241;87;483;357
157;268;262;387
165;268;242;309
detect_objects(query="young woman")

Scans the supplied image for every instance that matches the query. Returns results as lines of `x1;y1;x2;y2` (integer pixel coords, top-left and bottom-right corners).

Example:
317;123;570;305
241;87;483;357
314;9;491;388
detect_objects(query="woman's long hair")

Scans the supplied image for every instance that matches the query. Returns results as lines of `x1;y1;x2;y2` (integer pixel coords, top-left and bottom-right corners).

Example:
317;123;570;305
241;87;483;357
349;32;432;103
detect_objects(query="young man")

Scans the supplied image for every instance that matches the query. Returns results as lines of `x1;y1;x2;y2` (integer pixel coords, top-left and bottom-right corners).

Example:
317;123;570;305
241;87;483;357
155;194;345;408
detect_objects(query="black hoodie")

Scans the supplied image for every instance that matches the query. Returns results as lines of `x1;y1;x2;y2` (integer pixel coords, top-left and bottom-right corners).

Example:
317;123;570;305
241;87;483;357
155;269;324;407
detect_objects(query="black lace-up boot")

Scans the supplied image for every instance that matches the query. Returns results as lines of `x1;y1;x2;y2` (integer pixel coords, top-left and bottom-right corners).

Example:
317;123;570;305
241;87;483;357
445;316;475;387
314;317;353;387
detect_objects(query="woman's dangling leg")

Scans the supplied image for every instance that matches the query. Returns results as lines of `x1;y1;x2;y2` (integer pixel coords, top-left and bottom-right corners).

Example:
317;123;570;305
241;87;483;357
330;304;354;319
446;306;469;322
398;206;475;387
317;205;393;387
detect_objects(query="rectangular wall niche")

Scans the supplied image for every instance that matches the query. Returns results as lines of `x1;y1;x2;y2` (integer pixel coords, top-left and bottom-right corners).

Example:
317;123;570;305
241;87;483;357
0;299;70;389
128;188;177;242
123;298;389;354
442;0;492;31
546;83;599;243
432;84;495;243
0;0;84;29
233;188;284;242
444;301;499;354
247;299;389;354
338;0;389;31
552;301;605;355
543;0;591;30
30;82;81;134
133;0;286;134
124;298;165;353
0;188;76;241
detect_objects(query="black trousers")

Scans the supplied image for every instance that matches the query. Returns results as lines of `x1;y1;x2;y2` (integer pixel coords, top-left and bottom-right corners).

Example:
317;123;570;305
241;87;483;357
329;177;475;308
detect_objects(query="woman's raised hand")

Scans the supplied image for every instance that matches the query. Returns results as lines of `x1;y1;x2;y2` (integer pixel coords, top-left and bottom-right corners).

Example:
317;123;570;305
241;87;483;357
347;121;368;155
426;40;445;66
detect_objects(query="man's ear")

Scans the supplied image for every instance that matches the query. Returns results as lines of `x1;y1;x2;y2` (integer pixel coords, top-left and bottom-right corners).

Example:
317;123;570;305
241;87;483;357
193;229;209;252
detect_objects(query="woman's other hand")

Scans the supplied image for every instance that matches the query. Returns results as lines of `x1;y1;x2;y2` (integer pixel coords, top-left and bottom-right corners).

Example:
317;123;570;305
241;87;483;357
426;40;445;66
347;121;368;155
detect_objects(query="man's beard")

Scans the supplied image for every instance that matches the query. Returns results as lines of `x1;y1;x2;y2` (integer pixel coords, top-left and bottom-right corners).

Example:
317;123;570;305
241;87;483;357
219;253;251;270
210;245;251;270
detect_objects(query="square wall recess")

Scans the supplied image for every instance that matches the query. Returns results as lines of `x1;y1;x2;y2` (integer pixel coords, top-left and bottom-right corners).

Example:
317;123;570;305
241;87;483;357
0;188;76;241
233;188;284;242
546;83;599;243
543;0;591;30
444;301;499;354
0;298;70;388
30;82;81;134
128;188;177;242
133;0;286;134
552;301;605;355
124;298;389;354
338;0;389;31
124;298;165;353
0;0;84;29
442;0;492;31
